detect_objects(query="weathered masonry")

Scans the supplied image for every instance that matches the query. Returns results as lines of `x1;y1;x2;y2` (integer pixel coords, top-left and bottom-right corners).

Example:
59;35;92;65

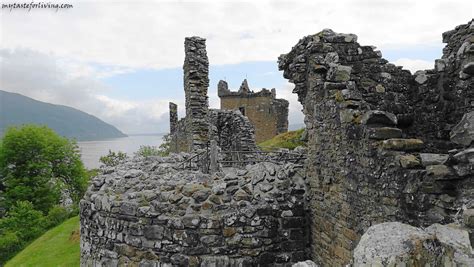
279;20;474;266
169;37;258;154
218;79;289;143
80;38;311;267
183;37;210;151
80;21;474;267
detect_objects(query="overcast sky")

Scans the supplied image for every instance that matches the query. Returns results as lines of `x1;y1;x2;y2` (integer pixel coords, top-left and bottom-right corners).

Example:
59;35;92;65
0;0;472;134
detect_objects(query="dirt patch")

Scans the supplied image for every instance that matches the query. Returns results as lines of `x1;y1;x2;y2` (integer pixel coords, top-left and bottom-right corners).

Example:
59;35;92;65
69;229;80;242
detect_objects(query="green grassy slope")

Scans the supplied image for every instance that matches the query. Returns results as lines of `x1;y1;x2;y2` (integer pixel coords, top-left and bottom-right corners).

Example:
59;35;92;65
6;216;80;267
258;128;306;151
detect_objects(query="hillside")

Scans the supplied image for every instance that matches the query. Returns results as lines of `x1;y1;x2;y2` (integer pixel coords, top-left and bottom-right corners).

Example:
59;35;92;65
5;216;80;267
0;90;126;141
258;128;306;151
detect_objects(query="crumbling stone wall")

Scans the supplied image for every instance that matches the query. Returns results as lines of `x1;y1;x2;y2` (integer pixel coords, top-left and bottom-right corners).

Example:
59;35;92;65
406;22;474;151
80;155;309;266
171;37;259;154
279;20;474;266
218;79;289;143
184;37;210;151
209;109;258;153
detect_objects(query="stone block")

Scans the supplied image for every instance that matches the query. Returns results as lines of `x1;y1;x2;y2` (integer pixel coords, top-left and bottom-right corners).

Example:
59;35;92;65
420;153;449;166
367;127;402;140
450;111;474;147
382;138;424;151
399;154;421;168
426;164;453;180
327;64;352;82
143;225;164;240
463;209;474;228
361;110;397;126
453;148;474;163
462;62;474;75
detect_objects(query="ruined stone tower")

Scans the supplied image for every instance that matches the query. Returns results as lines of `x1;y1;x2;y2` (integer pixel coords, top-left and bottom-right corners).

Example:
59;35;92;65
218;79;289;143
184;37;210;150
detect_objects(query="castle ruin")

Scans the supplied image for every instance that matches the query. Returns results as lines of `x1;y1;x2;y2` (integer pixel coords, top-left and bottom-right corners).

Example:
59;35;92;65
168;37;258;154
279;20;474;266
81;20;474;267
218;79;289;143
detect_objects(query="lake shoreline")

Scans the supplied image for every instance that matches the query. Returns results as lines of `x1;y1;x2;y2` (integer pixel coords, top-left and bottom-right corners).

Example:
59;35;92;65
78;134;164;169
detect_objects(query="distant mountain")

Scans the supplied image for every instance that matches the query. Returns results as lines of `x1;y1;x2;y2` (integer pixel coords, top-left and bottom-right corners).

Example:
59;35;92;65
0;90;127;141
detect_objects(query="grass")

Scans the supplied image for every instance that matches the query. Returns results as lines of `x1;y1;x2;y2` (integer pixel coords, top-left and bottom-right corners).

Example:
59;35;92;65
258;128;306;151
6;216;80;267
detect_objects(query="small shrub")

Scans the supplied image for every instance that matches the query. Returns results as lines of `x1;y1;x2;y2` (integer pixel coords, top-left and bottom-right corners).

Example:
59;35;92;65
0;231;22;263
157;134;172;156
136;134;172;157
136;145;161;157
44;205;70;229
99;150;127;167
0;201;46;264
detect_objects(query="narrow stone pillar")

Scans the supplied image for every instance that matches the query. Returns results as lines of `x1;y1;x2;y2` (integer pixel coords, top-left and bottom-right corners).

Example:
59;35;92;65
169;102;178;134
210;139;218;173
183;36;209;151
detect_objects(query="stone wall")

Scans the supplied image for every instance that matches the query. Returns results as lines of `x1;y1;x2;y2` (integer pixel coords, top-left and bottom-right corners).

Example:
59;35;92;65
218;79;289;143
171;38;260;155
169;102;178;135
406;21;474;151
279;20;474;266
80;155;310;266
184;37;210;151
209;109;258;153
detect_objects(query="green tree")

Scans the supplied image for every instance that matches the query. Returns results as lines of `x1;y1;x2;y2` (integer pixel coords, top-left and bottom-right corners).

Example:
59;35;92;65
0;201;46;263
0;201;45;241
0;125;88;213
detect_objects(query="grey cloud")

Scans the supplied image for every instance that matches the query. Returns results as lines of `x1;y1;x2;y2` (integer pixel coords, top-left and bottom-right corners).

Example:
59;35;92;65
0;48;173;134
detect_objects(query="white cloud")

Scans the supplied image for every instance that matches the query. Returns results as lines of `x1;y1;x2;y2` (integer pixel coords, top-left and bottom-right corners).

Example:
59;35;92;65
1;0;471;69
277;83;305;126
1;0;471;133
391;58;434;73
0;48;180;134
